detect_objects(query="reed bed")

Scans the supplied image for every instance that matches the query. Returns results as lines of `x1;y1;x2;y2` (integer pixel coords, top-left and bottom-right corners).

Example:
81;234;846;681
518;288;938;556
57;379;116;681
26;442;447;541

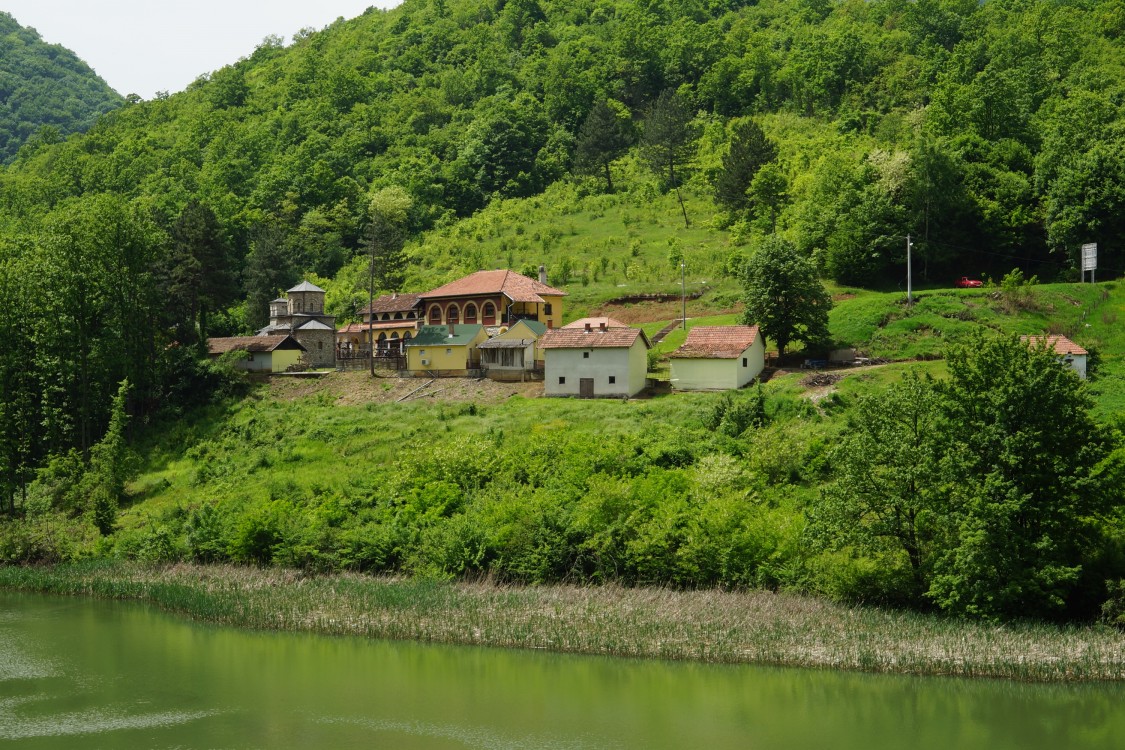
2;561;1123;682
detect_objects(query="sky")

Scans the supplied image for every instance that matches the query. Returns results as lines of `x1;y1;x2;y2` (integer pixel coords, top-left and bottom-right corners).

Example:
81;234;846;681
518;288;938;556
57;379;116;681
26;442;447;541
3;1;403;99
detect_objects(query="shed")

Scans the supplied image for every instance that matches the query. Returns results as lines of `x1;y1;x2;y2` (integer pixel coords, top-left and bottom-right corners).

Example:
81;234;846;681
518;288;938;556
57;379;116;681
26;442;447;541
206;335;306;373
1022;335;1089;379
668;325;765;391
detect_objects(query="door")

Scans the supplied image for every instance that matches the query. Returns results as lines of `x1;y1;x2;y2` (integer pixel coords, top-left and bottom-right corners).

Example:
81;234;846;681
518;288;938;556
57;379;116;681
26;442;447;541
579;378;594;399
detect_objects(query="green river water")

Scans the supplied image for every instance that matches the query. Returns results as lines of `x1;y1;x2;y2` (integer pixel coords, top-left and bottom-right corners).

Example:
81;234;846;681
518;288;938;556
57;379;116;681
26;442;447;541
1;591;1122;749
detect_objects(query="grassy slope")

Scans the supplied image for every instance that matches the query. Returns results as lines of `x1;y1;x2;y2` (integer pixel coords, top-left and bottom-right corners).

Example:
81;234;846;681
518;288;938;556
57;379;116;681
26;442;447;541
122;280;1124;532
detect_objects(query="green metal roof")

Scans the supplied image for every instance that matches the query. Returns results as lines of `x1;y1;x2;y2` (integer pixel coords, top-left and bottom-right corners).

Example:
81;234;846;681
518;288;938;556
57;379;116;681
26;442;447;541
509;319;547;336
407;324;485;347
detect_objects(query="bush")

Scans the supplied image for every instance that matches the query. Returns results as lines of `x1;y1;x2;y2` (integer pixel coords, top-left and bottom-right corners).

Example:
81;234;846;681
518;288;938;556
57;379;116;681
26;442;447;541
1101;579;1125;629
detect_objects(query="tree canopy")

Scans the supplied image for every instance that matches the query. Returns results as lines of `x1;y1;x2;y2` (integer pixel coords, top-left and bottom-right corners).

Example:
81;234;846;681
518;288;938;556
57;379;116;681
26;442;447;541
0;12;122;162
740;236;832;357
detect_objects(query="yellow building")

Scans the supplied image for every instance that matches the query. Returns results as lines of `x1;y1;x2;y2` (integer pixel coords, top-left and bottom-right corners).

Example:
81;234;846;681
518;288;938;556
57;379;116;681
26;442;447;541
418;269;565;331
405;324;488;376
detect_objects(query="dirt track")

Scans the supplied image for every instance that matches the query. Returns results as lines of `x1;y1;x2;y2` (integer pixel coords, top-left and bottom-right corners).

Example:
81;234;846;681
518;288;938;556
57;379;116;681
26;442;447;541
264;371;544;406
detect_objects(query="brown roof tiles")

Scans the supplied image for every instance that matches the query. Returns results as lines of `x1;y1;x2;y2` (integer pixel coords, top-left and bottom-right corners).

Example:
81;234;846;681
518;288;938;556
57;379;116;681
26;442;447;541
1021;335;1088;356
359;293;422;315
669;326;761;359
207;335;306;355
539;327;650;349
420;270;566;303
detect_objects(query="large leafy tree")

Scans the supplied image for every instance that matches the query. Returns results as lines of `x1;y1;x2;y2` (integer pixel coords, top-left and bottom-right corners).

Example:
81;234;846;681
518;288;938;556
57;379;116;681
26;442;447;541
928;334;1117;620
740;236;831;357
367;185;414;295
808;373;942;596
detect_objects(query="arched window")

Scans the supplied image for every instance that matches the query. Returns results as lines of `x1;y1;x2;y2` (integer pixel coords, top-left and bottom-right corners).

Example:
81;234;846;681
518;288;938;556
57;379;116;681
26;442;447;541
382;313;390;321
390;332;399;339
394;312;403;320
403;332;412;343
482;302;496;325
464;303;478;324
447;304;460;324
377;332;387;350
429;305;442;324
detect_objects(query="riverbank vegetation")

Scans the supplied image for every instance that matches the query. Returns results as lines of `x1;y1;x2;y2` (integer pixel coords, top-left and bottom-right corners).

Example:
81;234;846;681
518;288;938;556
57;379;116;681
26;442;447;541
2;0;1125;649
2;283;1123;628
3;561;1122;682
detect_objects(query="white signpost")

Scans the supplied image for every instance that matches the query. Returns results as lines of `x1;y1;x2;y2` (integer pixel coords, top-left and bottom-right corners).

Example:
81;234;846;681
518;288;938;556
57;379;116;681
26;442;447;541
1082;243;1097;283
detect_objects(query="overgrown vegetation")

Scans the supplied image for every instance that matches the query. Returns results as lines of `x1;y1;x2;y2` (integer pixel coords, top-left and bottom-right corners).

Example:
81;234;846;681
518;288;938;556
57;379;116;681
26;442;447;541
3;561;1123;681
1;0;1124;641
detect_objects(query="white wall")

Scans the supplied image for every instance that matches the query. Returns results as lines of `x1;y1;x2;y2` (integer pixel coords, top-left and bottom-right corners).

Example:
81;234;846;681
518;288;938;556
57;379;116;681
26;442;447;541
545;343;645;397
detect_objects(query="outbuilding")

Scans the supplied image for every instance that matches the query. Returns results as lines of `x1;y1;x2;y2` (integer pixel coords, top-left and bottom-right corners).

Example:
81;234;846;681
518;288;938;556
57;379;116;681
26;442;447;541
540;322;651;398
478;319;547;380
1022;334;1089;379
206;335;307;373
669;325;765;391
405;324;488;376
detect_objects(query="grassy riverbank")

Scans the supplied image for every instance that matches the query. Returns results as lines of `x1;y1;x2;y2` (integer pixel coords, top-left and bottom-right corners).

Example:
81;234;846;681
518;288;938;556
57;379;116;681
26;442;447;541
3;561;1123;683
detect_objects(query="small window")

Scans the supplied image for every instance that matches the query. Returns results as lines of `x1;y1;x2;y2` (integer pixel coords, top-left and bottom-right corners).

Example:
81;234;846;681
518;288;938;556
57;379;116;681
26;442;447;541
583;351;590;359
608;375;616;384
743;357;748;367
544;303;553;315
559;376;566;385
446;348;452;355
318;342;323;350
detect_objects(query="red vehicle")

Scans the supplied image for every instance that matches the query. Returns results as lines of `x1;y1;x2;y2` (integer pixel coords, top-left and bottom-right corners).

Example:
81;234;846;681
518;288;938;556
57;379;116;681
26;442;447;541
955;276;983;288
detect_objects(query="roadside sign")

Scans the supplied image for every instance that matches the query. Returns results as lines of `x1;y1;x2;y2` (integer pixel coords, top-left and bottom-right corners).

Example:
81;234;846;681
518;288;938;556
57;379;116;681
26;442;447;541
1082;243;1097;271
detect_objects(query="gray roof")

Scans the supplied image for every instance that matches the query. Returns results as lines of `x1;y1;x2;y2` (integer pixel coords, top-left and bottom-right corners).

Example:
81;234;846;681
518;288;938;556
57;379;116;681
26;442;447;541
295;320;334;331
287;280;326;293
478;338;535;349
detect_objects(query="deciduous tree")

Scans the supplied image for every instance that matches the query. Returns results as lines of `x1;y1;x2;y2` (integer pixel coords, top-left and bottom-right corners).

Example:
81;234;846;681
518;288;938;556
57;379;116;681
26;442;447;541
740;236;831;357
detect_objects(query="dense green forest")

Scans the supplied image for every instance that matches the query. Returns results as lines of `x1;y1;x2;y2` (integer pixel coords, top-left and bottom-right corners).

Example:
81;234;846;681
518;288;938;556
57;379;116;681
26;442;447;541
0;12;122;162
2;0;1124;623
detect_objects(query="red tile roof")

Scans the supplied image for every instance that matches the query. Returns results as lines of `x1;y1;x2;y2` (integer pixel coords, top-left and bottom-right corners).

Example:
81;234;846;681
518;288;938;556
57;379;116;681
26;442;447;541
359;293;422;315
670;326;761;359
539;327;650;349
563;317;629;330
207;335;305;355
420;270;566;303
338;320;417;334
1022;335;1088;356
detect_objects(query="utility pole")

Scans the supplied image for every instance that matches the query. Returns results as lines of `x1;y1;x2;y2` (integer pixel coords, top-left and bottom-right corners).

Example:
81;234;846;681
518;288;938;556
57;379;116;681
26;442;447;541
906;234;913;306
368;231;375;377
681;260;687;331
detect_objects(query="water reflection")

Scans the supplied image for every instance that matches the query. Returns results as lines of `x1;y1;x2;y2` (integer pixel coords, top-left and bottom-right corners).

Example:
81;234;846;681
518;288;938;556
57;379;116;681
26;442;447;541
0;592;1121;749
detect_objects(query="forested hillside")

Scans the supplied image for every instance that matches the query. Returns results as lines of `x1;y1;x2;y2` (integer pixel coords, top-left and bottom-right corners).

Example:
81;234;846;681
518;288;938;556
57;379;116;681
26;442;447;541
1;0;1124;545
0;12;122;162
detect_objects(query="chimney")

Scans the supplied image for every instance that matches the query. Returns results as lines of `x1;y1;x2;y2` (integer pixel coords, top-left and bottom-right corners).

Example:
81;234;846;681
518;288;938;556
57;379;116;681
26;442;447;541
392;292;397;300
539;264;547;285
584;322;592;333
448;323;455;336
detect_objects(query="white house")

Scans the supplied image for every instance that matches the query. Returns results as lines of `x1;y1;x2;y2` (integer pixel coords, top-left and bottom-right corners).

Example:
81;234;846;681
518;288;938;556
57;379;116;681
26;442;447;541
540;322;651;398
669;325;765;391
1022;335;1089;379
